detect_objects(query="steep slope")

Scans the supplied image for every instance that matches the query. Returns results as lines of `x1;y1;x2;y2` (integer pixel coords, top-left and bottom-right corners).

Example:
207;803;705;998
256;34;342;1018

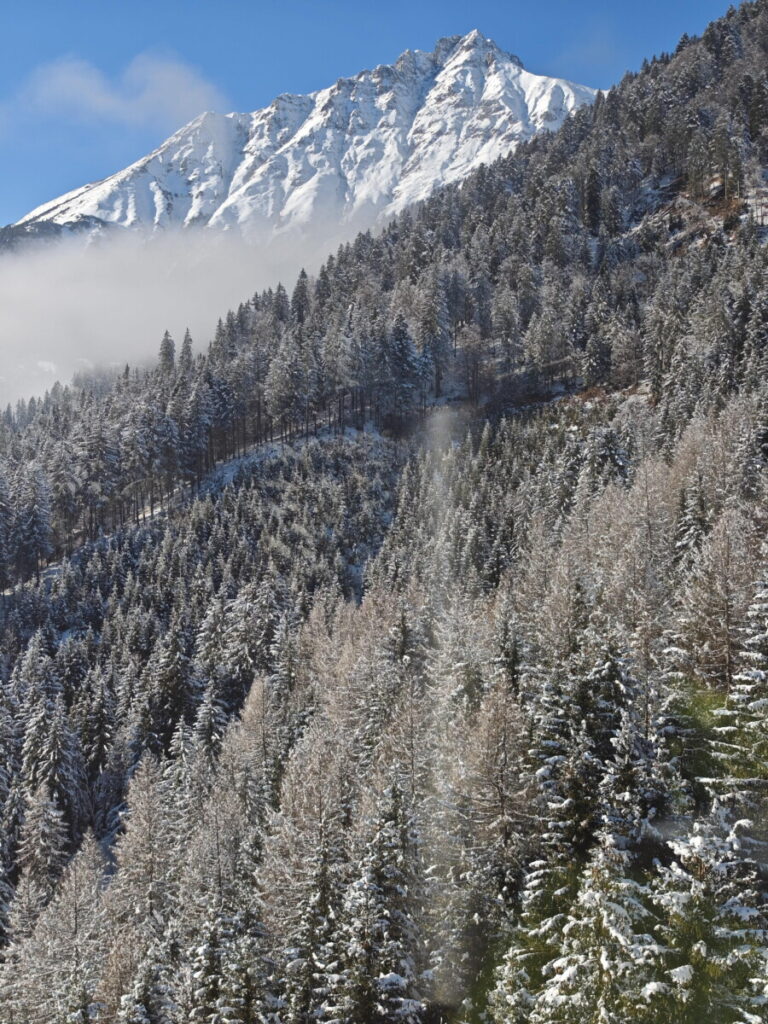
14;31;596;239
5;3;768;1023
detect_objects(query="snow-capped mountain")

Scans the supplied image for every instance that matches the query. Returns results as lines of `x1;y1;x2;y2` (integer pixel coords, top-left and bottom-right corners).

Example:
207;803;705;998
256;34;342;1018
14;31;596;240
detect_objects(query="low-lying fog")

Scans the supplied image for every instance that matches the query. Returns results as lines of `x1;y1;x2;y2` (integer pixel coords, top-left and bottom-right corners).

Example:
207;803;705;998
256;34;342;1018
0;224;348;407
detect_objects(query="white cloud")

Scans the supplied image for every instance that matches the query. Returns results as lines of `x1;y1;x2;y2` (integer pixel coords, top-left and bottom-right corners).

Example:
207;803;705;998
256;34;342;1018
7;52;229;133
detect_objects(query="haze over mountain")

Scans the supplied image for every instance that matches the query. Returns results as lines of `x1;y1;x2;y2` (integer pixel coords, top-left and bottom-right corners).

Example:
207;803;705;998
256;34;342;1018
12;31;596;243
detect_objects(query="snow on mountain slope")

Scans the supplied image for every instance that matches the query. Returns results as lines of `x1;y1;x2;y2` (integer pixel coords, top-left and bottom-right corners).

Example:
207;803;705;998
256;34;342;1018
15;31;597;239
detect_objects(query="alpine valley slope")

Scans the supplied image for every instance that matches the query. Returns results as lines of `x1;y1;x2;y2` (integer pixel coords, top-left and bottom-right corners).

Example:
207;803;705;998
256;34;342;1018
13;30;597;242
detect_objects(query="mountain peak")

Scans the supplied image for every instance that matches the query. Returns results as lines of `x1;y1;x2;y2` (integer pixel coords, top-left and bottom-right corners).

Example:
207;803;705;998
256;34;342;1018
432;30;523;69
15;35;596;238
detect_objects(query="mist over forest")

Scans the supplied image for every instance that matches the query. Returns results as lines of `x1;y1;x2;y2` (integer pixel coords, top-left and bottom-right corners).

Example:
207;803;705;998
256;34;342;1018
0;223;358;405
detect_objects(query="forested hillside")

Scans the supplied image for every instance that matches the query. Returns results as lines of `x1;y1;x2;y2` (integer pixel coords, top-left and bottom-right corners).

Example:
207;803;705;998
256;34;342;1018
3;2;768;1021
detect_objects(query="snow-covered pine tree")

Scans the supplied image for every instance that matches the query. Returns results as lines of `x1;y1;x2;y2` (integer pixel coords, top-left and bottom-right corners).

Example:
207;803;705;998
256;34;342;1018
643;812;768;1024
707;569;768;824
332;782;426;1024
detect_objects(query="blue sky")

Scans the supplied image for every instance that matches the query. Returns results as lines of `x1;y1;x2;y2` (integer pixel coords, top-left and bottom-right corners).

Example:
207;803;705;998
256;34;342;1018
0;0;730;225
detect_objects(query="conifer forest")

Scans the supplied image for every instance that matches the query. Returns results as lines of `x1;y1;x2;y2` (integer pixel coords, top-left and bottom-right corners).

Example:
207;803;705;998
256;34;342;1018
5;2;768;1021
